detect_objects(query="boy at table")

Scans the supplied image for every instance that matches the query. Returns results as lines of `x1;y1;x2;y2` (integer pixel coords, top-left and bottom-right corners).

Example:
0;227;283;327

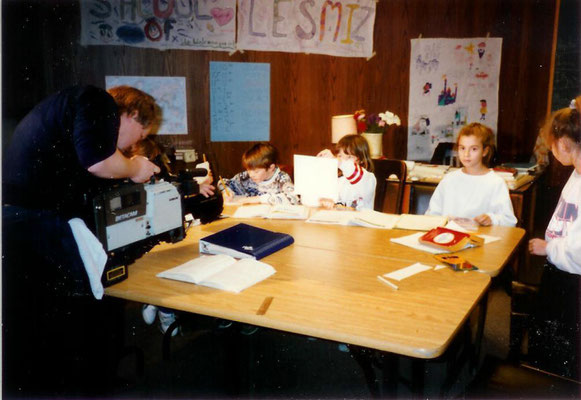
220;142;298;205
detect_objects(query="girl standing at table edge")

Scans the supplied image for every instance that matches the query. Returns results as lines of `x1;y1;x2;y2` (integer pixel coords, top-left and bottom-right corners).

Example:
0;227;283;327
528;95;581;380
425;122;517;226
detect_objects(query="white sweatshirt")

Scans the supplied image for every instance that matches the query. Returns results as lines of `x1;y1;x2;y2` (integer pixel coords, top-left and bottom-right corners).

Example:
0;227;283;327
425;169;517;226
545;169;581;275
337;161;377;210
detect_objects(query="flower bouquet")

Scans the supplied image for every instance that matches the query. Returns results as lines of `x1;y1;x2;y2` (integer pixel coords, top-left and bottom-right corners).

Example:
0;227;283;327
353;109;401;134
353;109;401;158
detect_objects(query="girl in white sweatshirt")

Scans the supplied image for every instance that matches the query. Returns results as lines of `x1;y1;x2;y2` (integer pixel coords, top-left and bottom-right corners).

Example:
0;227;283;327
317;134;377;210
527;95;581;380
426;122;517;226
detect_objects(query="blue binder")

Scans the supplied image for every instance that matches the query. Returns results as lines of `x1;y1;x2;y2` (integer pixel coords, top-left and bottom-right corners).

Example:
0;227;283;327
199;223;294;260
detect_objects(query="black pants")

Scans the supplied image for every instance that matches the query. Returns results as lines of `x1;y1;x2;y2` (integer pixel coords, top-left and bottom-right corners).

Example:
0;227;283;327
528;263;581;380
2;206;123;397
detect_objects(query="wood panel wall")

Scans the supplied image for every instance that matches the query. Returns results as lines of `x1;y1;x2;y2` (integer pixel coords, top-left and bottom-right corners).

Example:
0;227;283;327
2;0;559;180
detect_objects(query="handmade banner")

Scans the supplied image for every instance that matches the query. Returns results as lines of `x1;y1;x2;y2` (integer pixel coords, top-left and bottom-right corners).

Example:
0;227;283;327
80;0;236;51
237;0;376;58
106;76;188;135
407;37;502;161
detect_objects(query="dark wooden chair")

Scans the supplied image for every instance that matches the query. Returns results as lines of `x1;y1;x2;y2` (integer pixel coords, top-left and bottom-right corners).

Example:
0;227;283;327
430;142;456;165
372;159;407;214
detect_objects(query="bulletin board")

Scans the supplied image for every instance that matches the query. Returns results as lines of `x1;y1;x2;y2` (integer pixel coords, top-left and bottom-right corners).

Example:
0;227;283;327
210;61;270;142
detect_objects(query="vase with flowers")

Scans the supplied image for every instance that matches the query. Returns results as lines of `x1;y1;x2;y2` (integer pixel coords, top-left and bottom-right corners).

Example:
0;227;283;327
353;109;401;158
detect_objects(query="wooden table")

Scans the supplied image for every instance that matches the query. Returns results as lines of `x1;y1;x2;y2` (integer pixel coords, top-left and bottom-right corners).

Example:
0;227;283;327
105;210;525;360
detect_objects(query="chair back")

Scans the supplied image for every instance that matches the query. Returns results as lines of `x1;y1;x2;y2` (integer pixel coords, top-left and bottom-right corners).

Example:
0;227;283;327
372;159;407;214
430;142;456;165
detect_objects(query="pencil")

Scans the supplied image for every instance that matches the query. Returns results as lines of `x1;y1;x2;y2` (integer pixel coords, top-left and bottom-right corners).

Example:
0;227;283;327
377;275;399;290
219;176;232;196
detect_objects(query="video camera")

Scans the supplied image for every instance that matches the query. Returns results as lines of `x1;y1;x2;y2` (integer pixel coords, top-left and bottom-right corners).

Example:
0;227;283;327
92;168;223;286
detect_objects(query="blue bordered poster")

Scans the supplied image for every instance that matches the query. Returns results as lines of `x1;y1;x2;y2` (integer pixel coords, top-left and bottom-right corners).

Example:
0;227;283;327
210;62;270;142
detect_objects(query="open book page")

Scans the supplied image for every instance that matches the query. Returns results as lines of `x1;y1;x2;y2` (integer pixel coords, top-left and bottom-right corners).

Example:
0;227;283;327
307;209;356;225
351;210;400;229
395;214;448;231
156;254;237;284
232;204;310;220
200;259;276;293
266;204;310;220
232;205;272;218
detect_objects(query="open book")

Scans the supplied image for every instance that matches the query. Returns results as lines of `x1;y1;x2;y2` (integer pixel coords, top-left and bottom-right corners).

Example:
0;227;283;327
156;254;276;293
232;204;310;220
307;209;447;231
306;209;400;228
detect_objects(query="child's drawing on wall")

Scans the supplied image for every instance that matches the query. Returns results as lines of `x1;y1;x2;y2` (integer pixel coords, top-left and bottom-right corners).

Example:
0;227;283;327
454;106;468;126
480;99;487;120
477;42;486;59
412;115;431;136
438;75;457;106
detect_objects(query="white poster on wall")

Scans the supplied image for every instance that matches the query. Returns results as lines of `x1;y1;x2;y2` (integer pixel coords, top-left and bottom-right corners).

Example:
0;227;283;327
106;76;188;135
80;0;236;51
237;0;376;58
407;37;502;161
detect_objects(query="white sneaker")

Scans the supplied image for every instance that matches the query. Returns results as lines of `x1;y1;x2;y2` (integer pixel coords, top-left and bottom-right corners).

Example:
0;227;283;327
158;310;179;337
142;304;158;325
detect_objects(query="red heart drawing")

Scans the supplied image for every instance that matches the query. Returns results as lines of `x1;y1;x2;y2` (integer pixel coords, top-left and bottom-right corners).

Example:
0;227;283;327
210;7;234;26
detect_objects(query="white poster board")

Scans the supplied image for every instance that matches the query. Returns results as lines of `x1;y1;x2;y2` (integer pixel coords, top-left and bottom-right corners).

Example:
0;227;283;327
408;38;502;161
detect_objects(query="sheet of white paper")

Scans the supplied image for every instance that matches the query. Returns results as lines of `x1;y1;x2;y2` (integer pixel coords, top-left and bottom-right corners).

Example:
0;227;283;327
383;263;433;281
390;232;449;254
445;220;469;232
434;264;447;271
294;155;338;206
478;234;501;244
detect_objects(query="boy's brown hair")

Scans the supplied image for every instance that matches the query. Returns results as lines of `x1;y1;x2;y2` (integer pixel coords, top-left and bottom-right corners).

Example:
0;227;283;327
242;142;279;169
337;134;374;172
456;122;495;167
107;85;162;135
